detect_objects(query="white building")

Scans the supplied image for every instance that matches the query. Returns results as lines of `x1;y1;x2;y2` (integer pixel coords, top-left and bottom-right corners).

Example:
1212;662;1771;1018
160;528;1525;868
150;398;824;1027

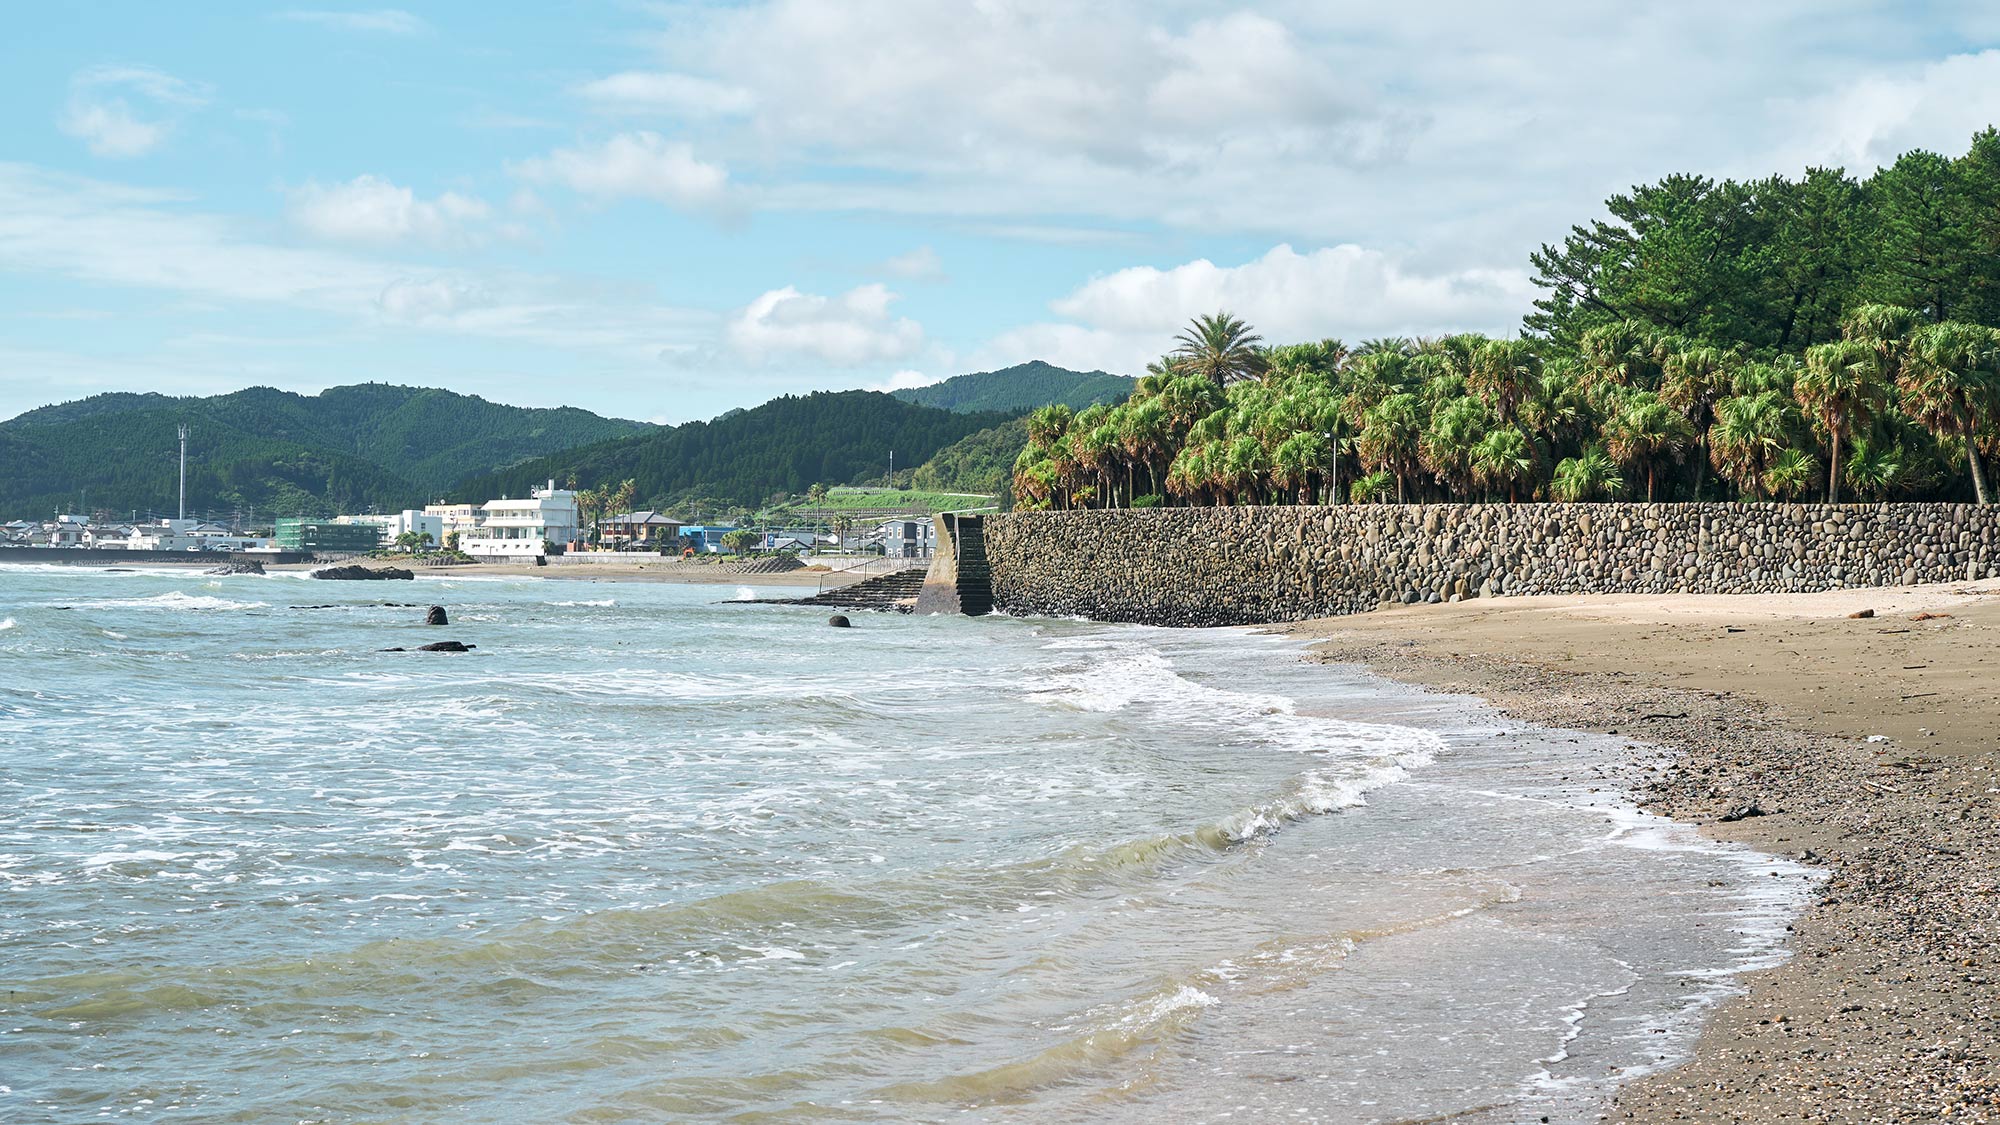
337;510;445;547
423;502;485;541
461;481;580;559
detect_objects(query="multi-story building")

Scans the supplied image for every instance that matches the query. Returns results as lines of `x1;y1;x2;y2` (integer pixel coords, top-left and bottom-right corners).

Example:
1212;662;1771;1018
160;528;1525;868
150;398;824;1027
337;510;445;547
274;518;385;554
423;502;485;542
460;481;579;559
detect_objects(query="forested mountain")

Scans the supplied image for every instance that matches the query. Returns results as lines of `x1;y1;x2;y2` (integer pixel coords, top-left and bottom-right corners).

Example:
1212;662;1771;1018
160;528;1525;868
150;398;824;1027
0;384;650;521
911;418;1027;499
460;391;1013;509
891;361;1133;413
0;410;422;522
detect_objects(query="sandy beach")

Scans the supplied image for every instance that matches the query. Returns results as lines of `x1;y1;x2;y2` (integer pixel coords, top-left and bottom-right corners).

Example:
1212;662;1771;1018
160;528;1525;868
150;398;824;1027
1281;581;2000;1121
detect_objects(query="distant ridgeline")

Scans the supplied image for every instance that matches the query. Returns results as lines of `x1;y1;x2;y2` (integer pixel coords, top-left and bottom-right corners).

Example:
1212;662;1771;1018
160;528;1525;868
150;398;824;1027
456;391;1016;511
0;384;649;521
892;361;1133;413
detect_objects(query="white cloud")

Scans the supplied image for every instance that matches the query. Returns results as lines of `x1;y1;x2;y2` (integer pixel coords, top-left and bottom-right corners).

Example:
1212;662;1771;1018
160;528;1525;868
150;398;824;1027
58;66;210;159
982;243;1536;376
1775;49;2000;172
872;369;936;391
0;163;707;357
880;246;944;282
727;283;924;365
575;71;755;117
512;131;729;210
277;9;428;35
288;175;494;247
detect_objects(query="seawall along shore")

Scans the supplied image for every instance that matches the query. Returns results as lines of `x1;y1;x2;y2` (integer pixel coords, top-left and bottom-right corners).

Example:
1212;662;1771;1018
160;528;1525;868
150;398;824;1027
984;503;1999;626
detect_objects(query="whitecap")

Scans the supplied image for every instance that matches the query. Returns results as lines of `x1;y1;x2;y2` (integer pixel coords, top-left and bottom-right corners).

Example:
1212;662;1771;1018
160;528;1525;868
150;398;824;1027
64;591;268;612
548;598;616;608
0;618;14;631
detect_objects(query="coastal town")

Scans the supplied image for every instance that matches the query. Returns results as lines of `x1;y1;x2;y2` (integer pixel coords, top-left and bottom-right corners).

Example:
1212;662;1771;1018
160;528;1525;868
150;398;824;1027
1;479;943;561
11;4;2000;1123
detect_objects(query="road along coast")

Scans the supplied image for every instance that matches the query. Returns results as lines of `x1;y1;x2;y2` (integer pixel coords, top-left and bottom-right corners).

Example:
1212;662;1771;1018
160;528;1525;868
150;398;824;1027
1277;580;2000;1120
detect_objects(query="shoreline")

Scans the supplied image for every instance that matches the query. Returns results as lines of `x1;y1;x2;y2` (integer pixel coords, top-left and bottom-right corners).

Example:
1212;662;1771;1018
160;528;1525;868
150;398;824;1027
0;557;875;589
1276;581;2000;1119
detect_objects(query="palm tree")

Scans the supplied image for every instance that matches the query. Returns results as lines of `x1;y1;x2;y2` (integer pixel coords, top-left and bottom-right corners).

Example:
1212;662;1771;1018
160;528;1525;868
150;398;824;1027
1354;393;1424;502
1118;399;1171;501
1468;339;1541;424
1579;321;1664;391
1471;425;1536;502
1708;391;1791;500
1798;340;1889;503
1763;448;1819;500
1173;312;1268;387
1661;345;1731;498
1420;398;1492;499
1604;390;1694;501
1272;431;1333;504
1899;321;1998;503
1552;448;1624;501
1842;437;1904;499
1349;469;1396;503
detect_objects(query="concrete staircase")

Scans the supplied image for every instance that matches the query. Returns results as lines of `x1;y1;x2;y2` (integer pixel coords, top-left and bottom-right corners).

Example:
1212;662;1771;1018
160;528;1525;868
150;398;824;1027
795;567;929;613
949;516;994;616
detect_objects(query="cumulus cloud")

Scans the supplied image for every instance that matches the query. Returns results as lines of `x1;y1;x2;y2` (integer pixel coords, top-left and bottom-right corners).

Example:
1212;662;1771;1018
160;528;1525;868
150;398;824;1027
1775;49;2000;172
983;243;1535;376
277;8;428;35
872;369;936;391
727;283;924;365
289;175;493;247
512;131;729;210
574;71;755;117
58;66;209;159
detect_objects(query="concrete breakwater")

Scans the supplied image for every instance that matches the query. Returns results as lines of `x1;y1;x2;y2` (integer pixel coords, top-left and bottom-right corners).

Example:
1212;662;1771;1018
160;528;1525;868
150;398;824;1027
982;504;1999;627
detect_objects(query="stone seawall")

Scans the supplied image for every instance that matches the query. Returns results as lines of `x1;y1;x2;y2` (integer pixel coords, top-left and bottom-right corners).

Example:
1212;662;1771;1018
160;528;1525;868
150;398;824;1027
983;504;1999;627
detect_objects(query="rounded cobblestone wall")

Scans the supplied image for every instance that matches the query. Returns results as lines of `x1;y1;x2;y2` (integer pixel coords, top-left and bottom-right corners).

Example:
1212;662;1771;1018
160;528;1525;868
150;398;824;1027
983;504;1998;627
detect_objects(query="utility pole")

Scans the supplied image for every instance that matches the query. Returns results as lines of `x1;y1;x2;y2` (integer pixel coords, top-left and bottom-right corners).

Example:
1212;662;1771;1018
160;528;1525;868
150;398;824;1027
177;424;189;521
888;448;894;487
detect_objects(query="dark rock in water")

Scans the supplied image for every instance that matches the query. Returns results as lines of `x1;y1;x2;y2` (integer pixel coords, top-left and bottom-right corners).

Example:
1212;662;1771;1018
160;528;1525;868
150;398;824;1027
206;560;265;575
417;640;475;652
425;606;449;625
312;565;414;581
103;568;134;573
828;614;852;628
381;646;405;652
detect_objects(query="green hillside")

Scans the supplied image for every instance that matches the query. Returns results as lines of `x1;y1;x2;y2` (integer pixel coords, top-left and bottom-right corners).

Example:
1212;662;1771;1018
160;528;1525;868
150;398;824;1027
911;417;1027;499
459;391;1013;510
891;360;1133;413
0;383;651;521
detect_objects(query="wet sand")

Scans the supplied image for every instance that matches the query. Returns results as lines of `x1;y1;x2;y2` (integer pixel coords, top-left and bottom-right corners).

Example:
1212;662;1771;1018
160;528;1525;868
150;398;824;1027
1279;581;2000;1120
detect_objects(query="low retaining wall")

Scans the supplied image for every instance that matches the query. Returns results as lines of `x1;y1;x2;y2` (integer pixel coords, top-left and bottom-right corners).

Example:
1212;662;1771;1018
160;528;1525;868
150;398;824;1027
983;504;1999;627
0;546;316;566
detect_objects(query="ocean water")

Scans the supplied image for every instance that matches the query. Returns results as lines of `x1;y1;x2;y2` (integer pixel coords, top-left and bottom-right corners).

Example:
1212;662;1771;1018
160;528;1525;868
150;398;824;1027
0;565;1813;1123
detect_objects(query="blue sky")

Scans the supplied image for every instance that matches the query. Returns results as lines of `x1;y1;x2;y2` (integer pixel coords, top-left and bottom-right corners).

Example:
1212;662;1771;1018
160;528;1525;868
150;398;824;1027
6;2;2000;424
